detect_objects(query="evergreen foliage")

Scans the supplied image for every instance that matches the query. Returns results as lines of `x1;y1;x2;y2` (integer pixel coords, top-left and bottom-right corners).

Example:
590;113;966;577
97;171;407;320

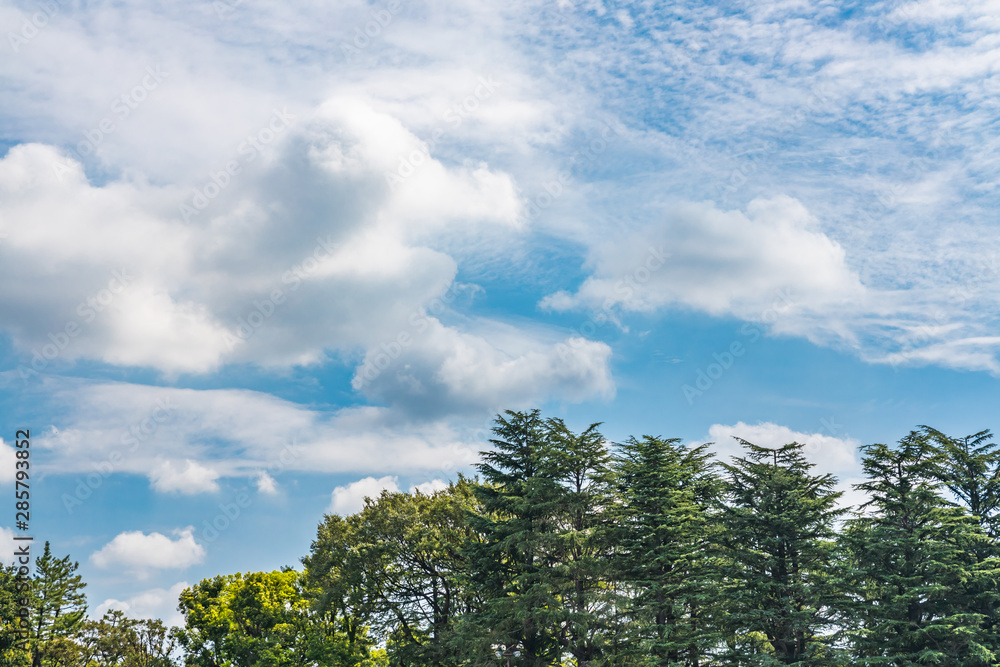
8;413;1000;667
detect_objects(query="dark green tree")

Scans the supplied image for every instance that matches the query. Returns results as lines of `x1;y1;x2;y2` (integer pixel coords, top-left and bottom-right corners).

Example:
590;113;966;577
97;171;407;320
718;440;846;665
302;513;383;665
842;431;995;665
26;542;87;667
463;409;566;667
610;436;723;667
74;609;177;666
312;479;484;667
544;418;614;666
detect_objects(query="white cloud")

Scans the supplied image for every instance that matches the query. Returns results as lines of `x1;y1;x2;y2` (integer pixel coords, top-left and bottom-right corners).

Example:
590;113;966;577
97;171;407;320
31;379;483;483
0;439;14;483
90;528;205;577
328;476;400;515
354;318;614;417
256;471;278;495
0;527;14;566
704;421;861;476
149;460;220;495
702;422;866;513
94;581;189;628
542;196;864;320
411;479;449;495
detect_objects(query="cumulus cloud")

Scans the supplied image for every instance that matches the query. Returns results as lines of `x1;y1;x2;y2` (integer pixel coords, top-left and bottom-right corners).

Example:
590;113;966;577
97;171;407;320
702;421;866;513
353;318;614;417
94;581;189;628
542;196;864;320
90;528;205;577
411;479;449;495
328;476;400;515
0;96;521;375
256;471;278;495
149;460;221;495
32;379;482;483
704;421;861;476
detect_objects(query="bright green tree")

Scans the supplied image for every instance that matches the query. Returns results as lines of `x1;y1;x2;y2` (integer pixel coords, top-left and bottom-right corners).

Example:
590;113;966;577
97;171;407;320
174;569;382;667
610;435;723;666
718;440;847;665
0;564;30;667
842;431;995;665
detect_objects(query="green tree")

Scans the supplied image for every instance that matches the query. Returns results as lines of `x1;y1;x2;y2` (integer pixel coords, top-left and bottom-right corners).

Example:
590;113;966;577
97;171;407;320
74;610;177;666
463;409;566;667
544;418;613;666
842;431;995;665
174;569;380;667
718;440;846;665
305;479;484;667
610;435;723;666
26;543;87;667
302;513;387;666
0;564;30;666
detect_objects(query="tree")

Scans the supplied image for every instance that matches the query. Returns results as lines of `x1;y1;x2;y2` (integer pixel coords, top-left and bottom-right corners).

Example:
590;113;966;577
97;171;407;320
718;440;847;665
463;409;567;667
73;610;177;666
842;431;995;665
25;542;87;667
0;564;30;666
174;569;380;667
302;514;387;666
305;479;484;667
610;435;723;666
543;418;613;666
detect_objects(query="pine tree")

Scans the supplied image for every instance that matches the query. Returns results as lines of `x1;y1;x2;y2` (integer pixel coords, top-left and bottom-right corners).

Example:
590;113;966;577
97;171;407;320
610;435;723;667
464;409;566;667
718;440;846;665
842;431;995;665
545;418;614;666
26;542;87;667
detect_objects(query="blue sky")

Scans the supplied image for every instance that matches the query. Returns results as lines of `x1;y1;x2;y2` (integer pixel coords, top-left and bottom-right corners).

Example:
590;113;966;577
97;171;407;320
2;0;1000;626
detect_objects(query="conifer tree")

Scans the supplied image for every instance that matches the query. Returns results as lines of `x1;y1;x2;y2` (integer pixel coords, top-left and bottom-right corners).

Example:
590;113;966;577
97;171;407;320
545;418;614;666
610;435;722;667
26;542;87;667
718;440;846;665
842;431;995;665
464;409;566;667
